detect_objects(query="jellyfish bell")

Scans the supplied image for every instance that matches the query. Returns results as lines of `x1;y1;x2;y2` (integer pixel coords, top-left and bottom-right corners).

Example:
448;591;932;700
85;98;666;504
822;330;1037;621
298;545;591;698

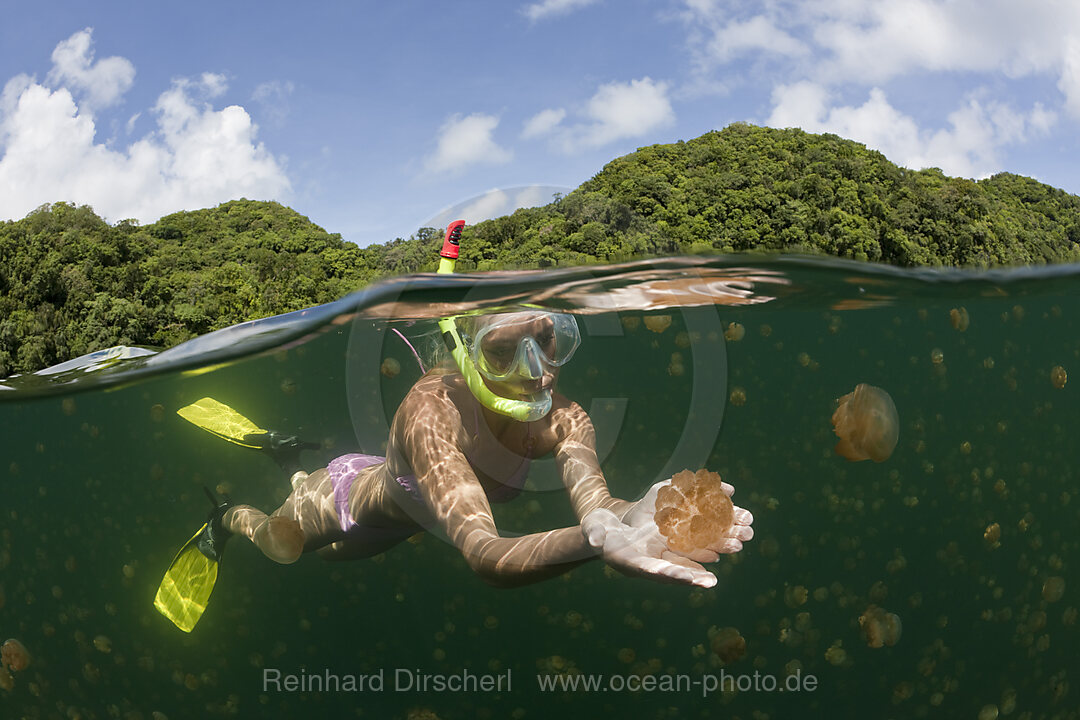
655;469;734;555
1043;576;1066;603
644;315;672;334
380;357;401;379
1;638;30;672
831;384;899;463
709;626;746;664
859;606;902;648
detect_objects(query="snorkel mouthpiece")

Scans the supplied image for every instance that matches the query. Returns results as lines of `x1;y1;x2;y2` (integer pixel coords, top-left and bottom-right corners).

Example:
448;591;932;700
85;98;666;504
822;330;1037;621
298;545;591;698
436;221;553;422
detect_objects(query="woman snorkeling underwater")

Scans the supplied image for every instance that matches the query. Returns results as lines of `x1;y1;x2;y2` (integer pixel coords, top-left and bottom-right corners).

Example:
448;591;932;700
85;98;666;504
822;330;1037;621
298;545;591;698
154;223;754;633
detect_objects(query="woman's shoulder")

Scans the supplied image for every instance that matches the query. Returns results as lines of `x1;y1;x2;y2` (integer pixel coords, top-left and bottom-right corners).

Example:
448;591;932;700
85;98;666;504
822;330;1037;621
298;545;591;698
397;371;469;422
406;369;465;397
390;371;474;458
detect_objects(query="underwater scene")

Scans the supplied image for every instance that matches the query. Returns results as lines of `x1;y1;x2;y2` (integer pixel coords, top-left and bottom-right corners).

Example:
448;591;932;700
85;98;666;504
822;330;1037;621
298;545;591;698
1;255;1078;719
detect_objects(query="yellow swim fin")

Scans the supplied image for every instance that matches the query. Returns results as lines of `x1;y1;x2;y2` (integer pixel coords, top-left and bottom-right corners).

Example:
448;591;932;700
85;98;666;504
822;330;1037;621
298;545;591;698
154;489;232;633
176;397;320;473
177;397;269;449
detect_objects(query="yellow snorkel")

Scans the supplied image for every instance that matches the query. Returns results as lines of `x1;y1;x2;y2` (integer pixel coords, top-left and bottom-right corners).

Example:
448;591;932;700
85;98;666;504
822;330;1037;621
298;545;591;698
436;221;552;422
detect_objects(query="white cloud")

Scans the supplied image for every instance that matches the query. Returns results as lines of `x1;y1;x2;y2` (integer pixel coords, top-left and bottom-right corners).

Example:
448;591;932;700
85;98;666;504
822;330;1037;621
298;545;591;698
423;185;570;230
555;77;675;152
521;107;565;139
675;1;1080;178
1060;35;1080;118
198;72;228;98
0;30;290;223
680;1;1080;84
765;80;830;130
768;82;1058;178
424;113;512;174
124;112;141;135
458;189;511;225
522;0;598;22
252;80;295;124
702;15;808;64
808;0;1074;84
512;185;549;208
45;28;135;112
1030;101;1058;133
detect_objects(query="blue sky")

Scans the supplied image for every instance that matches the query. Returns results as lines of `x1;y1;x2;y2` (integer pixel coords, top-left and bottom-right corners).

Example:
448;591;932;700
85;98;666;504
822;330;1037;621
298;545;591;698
2;0;1079;247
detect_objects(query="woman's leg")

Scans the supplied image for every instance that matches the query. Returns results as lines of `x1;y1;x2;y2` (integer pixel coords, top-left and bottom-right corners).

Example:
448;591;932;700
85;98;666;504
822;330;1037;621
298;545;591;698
224;467;341;563
223;462;425;563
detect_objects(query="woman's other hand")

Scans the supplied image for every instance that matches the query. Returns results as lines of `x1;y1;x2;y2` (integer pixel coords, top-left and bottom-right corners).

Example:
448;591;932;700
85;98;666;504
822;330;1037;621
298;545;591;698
580;506;717;588
621;478;755;564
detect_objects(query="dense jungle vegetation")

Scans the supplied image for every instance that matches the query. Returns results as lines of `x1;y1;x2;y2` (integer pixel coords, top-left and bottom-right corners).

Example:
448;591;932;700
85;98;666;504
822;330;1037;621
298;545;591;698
3;123;1079;376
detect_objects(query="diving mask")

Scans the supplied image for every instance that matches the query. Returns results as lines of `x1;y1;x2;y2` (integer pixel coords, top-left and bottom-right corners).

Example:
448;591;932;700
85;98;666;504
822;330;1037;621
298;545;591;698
463;312;581;383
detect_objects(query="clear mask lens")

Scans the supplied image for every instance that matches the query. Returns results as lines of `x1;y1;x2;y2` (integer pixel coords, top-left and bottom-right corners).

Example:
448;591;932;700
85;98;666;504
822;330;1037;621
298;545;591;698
468;312;580;382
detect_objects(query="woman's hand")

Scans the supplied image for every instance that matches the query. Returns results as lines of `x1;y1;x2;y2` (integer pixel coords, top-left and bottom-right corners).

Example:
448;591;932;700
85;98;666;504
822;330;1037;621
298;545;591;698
625;478;755;564
580;478;755;588
581;506;718;587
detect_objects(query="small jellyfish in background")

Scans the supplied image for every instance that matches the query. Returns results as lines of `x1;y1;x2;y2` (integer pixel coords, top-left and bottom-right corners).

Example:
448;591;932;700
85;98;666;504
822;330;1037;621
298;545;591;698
380;357;401;379
708;626;746;664
644;315;672;334
1043;577;1066;603
655;469;734;556
724;322;745;342
859;606;902;648
1;638;31;671
831;383;899;463
949;307;970;332
1051;365;1067;389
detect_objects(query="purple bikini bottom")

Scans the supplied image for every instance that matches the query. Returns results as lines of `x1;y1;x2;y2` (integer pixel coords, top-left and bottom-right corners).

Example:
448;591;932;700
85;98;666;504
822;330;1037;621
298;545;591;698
327;448;529;534
328;453;424;533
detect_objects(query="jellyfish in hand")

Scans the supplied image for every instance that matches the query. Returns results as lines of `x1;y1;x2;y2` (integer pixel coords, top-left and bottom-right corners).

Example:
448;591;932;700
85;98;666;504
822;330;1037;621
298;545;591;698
655;469;734;555
831;383;899;463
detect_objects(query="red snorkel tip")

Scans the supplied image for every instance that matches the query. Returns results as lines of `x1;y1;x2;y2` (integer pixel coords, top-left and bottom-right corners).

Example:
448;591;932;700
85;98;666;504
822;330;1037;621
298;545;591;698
441;220;464;260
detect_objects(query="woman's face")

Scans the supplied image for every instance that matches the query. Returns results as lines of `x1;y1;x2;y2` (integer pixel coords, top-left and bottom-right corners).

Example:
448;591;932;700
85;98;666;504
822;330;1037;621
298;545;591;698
474;313;561;399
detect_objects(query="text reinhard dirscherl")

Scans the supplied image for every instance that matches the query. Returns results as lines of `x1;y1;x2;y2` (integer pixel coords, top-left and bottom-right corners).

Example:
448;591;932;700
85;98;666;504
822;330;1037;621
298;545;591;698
262;668;819;697
263;668;512;694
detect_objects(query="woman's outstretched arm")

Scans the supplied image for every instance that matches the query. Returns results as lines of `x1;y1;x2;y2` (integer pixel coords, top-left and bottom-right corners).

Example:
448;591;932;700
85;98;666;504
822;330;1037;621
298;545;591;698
550;398;635;520
398;392;599;588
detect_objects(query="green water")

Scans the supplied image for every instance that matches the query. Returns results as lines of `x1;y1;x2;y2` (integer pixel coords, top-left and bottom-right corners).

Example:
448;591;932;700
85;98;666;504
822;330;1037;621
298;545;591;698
1;256;1078;719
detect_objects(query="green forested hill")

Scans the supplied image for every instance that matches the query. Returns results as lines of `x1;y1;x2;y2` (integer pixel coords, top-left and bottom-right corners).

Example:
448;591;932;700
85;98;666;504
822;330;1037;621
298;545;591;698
448;124;1080;270
0;200;378;375
2;123;1080;376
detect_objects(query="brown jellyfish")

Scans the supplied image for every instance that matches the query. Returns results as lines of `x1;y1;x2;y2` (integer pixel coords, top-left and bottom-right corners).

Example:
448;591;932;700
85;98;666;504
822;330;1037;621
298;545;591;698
644;315;672;334
859;605;902;648
380;357;401;379
709;626;746;664
1043;577;1066;603
655;469;734;555
831;384;899;462
1;639;30;672
949;307;970;332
